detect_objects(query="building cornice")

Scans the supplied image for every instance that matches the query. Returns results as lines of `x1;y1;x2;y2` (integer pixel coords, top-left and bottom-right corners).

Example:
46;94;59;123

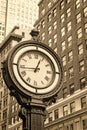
0;27;23;52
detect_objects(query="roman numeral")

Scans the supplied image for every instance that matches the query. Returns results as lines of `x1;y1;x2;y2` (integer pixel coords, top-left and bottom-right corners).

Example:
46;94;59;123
45;76;49;81
28;54;32;59
26;77;31;83
34;81;37;86
41;80;44;85
22;59;27;62
34;54;38;59
20;65;25;68
47;71;52;74
45;64;49;67
21;71;26;77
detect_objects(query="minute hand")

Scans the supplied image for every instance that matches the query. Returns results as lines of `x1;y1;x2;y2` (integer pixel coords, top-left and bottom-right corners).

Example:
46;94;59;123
34;60;40;72
20;66;40;70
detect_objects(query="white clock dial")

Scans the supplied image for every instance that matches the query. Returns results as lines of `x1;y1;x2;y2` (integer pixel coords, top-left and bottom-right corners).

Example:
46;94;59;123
18;51;55;88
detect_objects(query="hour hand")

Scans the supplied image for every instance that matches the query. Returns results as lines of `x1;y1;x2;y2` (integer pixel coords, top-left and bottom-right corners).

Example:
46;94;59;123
34;60;40;72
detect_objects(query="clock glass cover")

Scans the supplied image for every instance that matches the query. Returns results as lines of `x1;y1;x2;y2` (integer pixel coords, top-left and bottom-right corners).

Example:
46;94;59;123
18;51;55;89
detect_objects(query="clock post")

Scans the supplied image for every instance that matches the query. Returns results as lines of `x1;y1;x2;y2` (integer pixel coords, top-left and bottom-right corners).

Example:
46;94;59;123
2;30;63;130
17;96;46;130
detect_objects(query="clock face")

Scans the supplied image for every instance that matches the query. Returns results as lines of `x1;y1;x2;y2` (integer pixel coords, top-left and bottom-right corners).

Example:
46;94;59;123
18;51;55;89
7;41;63;99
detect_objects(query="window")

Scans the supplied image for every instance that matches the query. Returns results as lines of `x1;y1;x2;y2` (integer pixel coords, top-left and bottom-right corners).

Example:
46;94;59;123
83;0;86;2
84;7;87;17
65;126;69;130
80;77;85;89
85;23;87;33
3;110;7;119
77;28;82;38
0;102;2;110
68;36;72;47
67;21;71;32
53;8;57;17
48;26;52;34
69;84;74;94
64;71;67;82
41;9;45;16
12;117;15;124
75;121;80;130
81;96;86;108
63;87;67;98
78;44;83;55
68;51;73;62
69;67;74;78
61;41;66;51
48;13;51;22
79;60;84;72
62;56;66;66
3;98;8;107
54;47;57;53
41;32;45;41
15;103;18;111
53;21;57;30
2;125;6;130
60;0;64;10
48;2;51;9
86;39;87;49
76;13;81;23
48;39;52;47
61;27;65;37
61;14;65;23
53;34;57;44
54;109;59;120
70;124;74;130
59;127;63;130
17;127;20;130
70;102;75;113
83;119;87;130
12;105;15;113
76;0;80;9
66;0;70;3
41;20;45;28
63;105;68;116
67;8;71;17
48;112;53;122
53;0;57;3
37;25;40;31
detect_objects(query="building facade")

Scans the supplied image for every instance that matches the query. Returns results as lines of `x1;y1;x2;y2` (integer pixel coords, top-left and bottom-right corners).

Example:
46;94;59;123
0;0;39;43
34;0;87;130
0;26;31;130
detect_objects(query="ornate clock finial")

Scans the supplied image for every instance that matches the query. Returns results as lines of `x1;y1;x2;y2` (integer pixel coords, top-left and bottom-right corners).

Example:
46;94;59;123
30;29;39;41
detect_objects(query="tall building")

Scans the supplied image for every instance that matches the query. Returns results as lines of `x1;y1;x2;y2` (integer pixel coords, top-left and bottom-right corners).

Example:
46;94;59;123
0;0;7;42
0;0;39;43
34;0;87;130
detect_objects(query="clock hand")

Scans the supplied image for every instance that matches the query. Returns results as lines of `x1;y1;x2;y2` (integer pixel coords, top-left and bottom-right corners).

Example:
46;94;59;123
34;60;41;72
20;66;40;70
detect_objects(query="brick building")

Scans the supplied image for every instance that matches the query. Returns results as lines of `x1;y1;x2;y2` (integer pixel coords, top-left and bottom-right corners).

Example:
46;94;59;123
34;0;87;130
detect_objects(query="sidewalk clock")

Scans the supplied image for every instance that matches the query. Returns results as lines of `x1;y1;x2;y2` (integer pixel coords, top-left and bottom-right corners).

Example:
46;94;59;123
3;40;63;99
2;30;63;130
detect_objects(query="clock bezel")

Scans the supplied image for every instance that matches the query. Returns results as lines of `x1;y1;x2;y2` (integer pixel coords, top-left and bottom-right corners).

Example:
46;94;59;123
6;40;63;99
